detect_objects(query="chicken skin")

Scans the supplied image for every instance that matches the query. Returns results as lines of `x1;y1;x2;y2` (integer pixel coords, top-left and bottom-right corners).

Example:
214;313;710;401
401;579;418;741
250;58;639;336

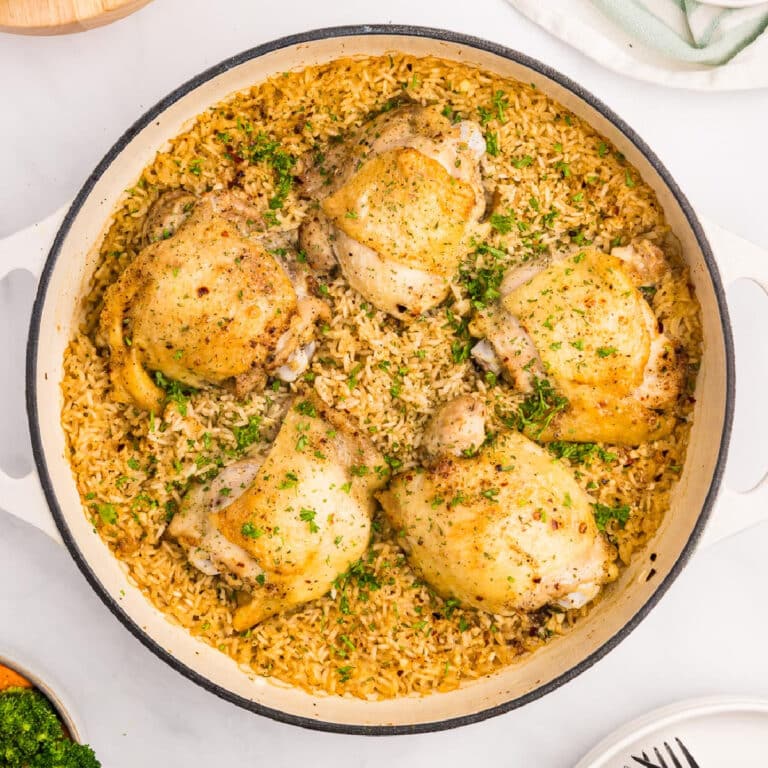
99;193;328;412
471;240;683;444
378;398;615;613
168;396;385;631
299;104;487;319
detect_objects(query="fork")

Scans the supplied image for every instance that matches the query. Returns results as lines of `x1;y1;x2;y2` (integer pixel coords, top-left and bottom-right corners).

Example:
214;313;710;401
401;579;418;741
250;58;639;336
628;737;701;768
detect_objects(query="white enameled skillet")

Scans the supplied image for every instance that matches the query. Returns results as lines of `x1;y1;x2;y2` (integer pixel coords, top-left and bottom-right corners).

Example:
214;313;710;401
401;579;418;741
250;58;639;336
1;26;767;734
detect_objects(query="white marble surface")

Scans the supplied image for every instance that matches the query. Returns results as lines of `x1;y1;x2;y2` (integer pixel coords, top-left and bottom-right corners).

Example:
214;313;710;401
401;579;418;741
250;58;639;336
2;1;768;765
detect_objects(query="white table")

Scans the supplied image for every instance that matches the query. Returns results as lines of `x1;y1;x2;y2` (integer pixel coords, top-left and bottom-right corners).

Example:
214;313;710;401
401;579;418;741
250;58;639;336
1;2;767;765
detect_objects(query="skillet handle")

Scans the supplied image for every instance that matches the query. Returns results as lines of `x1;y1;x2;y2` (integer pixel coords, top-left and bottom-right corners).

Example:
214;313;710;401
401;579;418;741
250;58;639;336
698;218;768;548
0;206;68;545
0;206;67;278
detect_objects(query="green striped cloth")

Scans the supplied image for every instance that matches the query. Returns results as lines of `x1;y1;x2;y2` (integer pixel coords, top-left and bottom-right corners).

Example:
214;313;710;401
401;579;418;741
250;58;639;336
592;0;768;65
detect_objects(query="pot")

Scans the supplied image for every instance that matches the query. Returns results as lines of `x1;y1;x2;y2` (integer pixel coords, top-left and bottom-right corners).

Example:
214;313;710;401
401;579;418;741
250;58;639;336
2;25;767;734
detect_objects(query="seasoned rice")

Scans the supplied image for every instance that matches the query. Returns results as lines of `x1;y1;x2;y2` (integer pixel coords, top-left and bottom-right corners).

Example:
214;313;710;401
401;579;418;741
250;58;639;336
61;54;701;698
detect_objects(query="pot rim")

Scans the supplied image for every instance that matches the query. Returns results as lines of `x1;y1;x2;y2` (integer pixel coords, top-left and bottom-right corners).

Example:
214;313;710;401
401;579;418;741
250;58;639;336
25;24;735;735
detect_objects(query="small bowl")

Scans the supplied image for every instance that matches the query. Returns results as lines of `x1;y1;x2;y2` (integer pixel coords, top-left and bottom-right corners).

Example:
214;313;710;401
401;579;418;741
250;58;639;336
0;655;81;742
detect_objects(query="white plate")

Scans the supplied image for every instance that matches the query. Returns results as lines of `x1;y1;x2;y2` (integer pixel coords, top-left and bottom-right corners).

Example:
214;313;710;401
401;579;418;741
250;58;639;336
575;697;768;767
709;1;768;8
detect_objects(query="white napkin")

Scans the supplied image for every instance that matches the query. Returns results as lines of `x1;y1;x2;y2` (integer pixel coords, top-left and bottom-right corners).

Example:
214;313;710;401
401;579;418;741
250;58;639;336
507;0;768;90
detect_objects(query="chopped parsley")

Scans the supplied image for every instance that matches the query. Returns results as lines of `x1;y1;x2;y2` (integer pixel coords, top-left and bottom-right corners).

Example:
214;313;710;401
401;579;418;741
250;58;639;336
446;309;473;364
489;212;515;234
592;502;631;532
299;508;319;533
481;488;500;502
153;371;196;416
485;131;499;156
232;415;262;452
549;441;617;465
279;471;299;489
477;105;493;125
512;155;533;169
333;558;381;604
503;377;569;438
241;522;264;539
248;131;297;220
441;104;462;124
492;89;509;122
459;261;505;311
596;346;618;358
337;665;354;682
295;400;317;417
443;597;461;619
347;363;363;390
97;503;117;525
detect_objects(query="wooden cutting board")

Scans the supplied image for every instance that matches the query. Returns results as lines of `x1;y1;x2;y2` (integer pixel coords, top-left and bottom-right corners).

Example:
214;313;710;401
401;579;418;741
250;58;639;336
0;0;153;35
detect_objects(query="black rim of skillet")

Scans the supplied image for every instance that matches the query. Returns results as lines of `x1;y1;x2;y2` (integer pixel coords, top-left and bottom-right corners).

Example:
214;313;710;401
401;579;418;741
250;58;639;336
26;24;735;736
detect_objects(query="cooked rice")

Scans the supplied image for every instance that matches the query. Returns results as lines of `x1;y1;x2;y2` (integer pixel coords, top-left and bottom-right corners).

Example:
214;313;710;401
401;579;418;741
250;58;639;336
61;54;702;698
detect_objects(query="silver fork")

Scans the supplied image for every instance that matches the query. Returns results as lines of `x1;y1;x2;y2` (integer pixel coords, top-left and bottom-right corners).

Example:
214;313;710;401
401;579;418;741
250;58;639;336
628;737;701;768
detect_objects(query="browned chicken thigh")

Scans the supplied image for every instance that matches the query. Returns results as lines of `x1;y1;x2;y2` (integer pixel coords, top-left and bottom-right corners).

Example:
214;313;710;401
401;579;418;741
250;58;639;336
470;240;683;444
299;104;487;319
99;193;328;411
378;397;616;614
168;397;385;631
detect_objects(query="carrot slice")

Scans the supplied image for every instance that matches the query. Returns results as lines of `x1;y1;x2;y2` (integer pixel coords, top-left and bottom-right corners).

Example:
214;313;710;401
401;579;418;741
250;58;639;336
0;662;33;690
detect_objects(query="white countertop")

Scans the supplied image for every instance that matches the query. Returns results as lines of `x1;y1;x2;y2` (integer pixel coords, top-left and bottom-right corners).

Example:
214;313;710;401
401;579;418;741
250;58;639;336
1;1;767;765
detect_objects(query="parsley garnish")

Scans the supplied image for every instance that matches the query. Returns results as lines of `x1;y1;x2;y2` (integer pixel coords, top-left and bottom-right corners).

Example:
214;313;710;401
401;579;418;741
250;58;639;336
97;503;117;525
299;508;319;533
489;212;514;234
337;665;354;682
485;131;499;156
458;260;505;311
502;377;569;438
241;522;264;539
492;89;509;122
232;415;262;452
592;503;631;531
295;400;317;417
279;471;299;489
248;131;297;221
549;441;617;465
153;371;196;416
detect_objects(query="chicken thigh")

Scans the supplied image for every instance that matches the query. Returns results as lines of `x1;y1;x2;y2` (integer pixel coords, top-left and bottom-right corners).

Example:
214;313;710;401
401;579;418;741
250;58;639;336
168;396;385;631
99;193;328;412
299;104;487;319
470;240;683;444
378;397;616;613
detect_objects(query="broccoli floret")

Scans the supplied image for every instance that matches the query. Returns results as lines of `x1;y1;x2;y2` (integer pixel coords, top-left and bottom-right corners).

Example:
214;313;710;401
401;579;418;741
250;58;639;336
0;687;101;768
29;738;100;768
0;688;62;765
